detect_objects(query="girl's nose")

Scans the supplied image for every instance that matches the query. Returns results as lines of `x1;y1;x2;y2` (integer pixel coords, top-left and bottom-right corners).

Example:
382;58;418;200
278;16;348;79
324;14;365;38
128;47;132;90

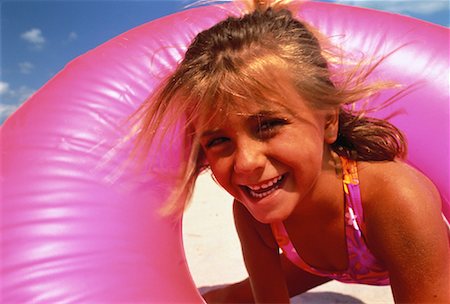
233;140;265;174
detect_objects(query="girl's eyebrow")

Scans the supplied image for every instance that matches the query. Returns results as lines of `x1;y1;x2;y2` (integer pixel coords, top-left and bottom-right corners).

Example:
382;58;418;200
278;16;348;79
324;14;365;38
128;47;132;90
200;110;287;137
243;110;280;118
241;110;278;119
248;110;286;120
200;129;221;138
250;110;275;118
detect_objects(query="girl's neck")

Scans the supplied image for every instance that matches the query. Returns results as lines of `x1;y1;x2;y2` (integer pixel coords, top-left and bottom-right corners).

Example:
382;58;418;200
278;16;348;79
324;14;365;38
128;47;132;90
286;146;344;223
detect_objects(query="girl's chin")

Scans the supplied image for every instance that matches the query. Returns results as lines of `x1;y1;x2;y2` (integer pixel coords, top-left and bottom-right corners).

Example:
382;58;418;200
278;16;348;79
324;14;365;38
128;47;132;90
243;193;299;224
233;175;300;222
251;209;290;224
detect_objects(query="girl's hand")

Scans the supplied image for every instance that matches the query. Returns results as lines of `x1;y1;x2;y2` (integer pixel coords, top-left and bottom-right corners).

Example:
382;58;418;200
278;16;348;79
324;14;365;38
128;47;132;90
202;286;229;303
231;201;332;302
201;280;254;303
233;201;291;303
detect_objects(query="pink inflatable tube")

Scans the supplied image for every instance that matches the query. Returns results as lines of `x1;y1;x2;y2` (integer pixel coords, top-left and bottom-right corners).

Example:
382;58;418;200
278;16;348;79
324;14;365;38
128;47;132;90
1;2;448;302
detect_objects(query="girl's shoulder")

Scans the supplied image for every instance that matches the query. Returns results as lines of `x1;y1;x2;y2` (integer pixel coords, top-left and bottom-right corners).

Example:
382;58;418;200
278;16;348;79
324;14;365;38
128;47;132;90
354;161;450;298
356;159;444;253
356;159;441;209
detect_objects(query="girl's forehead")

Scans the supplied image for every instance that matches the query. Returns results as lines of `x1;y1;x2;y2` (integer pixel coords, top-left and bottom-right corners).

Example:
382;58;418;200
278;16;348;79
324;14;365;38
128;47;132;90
190;72;312;131
195;99;294;130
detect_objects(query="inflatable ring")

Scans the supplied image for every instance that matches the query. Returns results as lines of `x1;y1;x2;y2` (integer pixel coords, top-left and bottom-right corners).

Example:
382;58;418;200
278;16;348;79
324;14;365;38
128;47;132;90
1;2;448;302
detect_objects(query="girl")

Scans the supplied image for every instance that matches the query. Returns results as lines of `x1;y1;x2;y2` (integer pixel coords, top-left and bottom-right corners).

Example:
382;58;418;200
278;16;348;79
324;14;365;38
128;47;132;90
132;0;450;302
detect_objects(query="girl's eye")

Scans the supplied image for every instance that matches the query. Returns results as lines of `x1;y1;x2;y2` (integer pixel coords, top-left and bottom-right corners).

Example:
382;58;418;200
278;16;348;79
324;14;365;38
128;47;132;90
205;137;229;149
257;118;289;138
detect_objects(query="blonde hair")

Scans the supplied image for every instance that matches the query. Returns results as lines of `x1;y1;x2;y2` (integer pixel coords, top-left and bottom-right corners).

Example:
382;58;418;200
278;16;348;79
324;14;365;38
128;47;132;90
131;0;407;216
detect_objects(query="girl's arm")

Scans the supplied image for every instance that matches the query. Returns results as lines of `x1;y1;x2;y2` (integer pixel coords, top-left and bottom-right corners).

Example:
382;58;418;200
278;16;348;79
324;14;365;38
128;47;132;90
233;200;291;303
362;161;450;303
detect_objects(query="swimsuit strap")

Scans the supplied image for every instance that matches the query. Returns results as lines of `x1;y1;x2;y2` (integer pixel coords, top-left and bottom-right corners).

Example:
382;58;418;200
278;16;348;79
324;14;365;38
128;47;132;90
271;218;333;275
340;157;364;238
270;156;390;285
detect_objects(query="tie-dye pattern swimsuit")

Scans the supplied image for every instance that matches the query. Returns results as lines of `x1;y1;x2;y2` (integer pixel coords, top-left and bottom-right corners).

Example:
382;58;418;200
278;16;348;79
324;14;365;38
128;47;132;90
271;157;390;285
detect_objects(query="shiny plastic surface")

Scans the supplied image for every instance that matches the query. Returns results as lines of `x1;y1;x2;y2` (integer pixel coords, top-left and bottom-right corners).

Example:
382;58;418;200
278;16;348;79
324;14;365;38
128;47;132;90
1;2;448;302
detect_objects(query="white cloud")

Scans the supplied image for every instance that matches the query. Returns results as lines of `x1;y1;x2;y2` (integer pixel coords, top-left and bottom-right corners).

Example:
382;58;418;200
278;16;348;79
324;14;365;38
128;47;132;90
0;84;35;122
19;61;35;74
63;31;78;44
0;81;18;122
0;82;35;103
68;31;78;41
334;0;448;15
0;104;19;122
14;85;36;102
21;28;46;49
0;81;10;95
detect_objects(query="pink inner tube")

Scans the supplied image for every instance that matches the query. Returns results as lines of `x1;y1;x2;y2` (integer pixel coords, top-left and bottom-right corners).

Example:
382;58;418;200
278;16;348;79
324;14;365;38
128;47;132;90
1;2;448;302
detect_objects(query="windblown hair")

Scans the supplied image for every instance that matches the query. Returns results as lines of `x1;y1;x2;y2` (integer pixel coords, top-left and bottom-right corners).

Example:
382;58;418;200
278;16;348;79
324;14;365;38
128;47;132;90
131;0;407;216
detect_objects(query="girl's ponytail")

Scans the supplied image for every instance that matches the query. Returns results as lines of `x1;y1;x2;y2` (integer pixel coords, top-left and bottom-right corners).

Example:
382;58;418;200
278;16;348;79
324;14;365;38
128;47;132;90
332;110;407;161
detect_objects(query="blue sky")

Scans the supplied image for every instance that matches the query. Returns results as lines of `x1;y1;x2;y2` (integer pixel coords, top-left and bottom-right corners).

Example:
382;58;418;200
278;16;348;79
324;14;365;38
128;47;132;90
1;0;449;124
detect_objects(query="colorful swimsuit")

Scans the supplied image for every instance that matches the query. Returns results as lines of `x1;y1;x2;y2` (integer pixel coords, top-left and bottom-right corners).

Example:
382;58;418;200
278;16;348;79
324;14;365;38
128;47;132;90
270;157;390;285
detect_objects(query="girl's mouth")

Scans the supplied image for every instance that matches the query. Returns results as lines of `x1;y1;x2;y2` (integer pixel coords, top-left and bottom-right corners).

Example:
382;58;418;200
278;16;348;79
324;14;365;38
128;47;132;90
242;174;286;199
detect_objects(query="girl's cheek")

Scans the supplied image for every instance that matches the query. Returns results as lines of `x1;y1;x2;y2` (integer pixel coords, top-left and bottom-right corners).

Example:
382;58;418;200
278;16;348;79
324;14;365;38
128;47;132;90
209;161;227;177
209;159;232;184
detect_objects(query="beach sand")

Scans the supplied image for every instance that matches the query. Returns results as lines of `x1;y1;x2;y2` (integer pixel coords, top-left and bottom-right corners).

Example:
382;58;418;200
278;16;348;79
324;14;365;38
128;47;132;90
183;173;394;303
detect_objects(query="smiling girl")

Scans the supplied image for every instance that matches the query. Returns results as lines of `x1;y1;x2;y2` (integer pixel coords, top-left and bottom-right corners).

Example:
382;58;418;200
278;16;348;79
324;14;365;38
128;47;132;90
132;0;450;302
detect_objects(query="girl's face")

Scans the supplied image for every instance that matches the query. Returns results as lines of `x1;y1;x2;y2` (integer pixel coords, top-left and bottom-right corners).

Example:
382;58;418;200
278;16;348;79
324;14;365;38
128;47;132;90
197;95;338;224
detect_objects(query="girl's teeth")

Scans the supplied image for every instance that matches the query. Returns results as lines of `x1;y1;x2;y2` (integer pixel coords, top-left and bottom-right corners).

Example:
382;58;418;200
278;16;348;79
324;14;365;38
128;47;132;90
247;176;283;198
248;176;282;191
250;185;261;191
250;187;277;198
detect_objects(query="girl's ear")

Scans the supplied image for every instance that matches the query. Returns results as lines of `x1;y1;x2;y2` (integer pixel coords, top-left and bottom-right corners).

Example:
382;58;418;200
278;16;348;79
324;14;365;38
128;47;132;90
324;108;339;144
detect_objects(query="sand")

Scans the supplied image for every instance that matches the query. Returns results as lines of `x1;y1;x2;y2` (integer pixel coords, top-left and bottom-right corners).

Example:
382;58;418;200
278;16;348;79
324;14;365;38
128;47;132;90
183;173;394;303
